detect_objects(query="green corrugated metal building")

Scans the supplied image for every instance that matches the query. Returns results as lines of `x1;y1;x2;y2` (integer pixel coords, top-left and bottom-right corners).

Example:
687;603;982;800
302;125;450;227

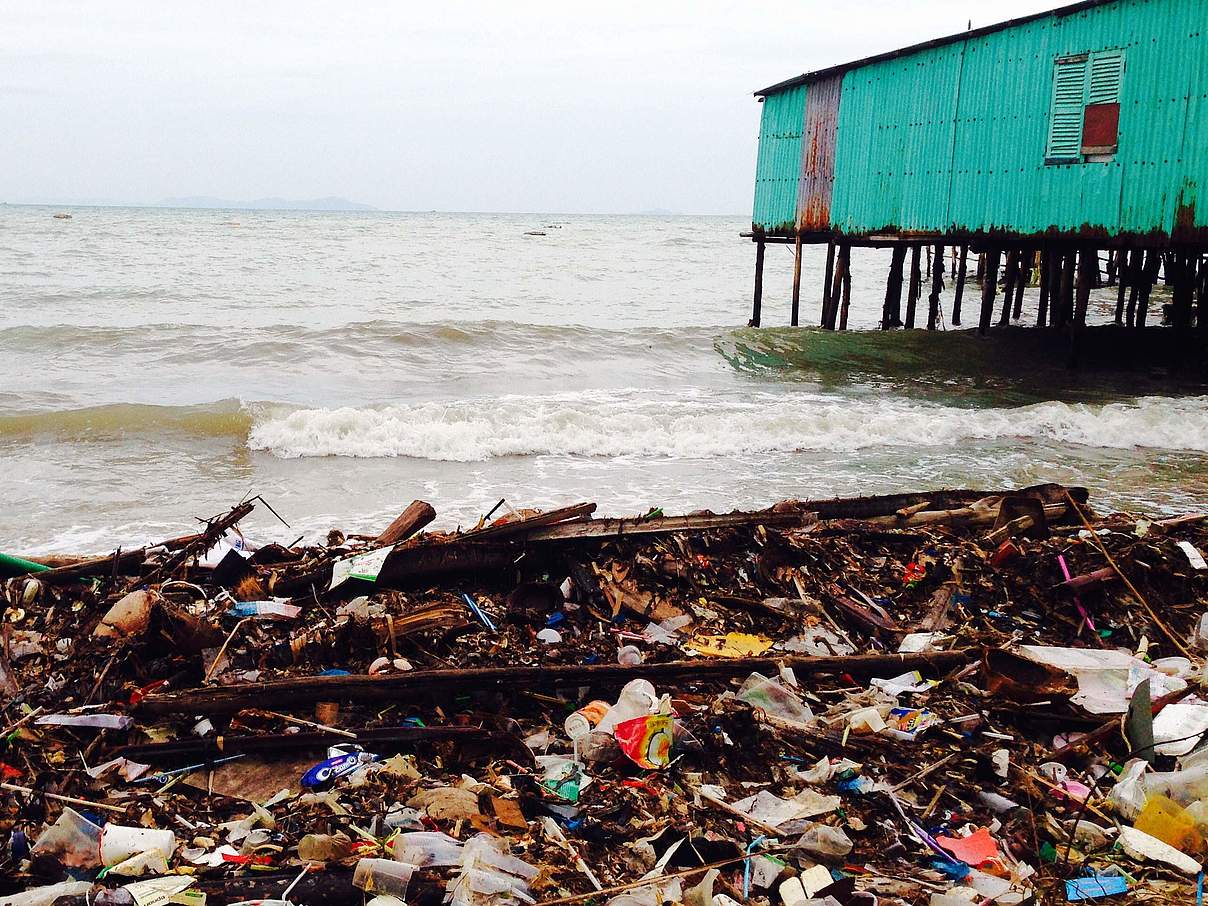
752;0;1207;246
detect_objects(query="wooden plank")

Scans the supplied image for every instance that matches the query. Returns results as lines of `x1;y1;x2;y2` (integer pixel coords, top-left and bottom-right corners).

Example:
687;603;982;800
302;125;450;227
523;509;806;542
460;502;597;541
374;500;436;546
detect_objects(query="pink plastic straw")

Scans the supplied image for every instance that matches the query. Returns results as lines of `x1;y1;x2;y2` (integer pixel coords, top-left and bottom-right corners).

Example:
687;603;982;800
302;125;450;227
1058;553;1097;635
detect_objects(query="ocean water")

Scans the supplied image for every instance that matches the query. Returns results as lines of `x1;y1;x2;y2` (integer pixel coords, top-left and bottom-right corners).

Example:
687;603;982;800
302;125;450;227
2;204;1207;554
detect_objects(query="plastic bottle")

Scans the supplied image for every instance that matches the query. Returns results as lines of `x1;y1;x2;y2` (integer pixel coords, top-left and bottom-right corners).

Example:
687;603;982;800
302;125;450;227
563;700;610;739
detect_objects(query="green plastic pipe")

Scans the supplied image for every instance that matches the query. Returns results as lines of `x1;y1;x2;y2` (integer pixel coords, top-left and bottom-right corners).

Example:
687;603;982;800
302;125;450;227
0;551;51;579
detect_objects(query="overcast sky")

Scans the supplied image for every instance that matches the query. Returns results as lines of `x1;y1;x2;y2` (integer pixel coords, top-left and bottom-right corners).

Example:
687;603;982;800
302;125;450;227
3;1;1061;213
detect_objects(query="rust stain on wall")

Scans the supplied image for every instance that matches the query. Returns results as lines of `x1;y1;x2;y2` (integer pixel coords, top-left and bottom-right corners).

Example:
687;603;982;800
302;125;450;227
797;74;842;231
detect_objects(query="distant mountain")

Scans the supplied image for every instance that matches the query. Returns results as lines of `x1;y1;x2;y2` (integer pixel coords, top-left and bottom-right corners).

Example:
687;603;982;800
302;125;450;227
159;195;377;211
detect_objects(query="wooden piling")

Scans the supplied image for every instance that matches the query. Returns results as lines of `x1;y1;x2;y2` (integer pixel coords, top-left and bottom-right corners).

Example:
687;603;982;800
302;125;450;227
1070;248;1095;366
1171;251;1194;331
927;242;944;330
1054;250;1075;329
999;250;1018;326
951;245;968;326
750;239;765;328
905;245;922;329
826;243;849;330
1136;250;1160;328
882;245;906;329
838;245;853;330
790;232;803;327
1036;249;1051;327
978;249;1001;335
1073;249;1094;327
820;240;836;328
1012;250;1030;320
1125;249;1142;327
1114;249;1129;324
1197;255;1208;339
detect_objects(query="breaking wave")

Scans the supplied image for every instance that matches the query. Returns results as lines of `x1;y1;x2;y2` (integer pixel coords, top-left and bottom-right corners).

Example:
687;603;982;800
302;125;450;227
5;393;1207;460
245;392;1208;460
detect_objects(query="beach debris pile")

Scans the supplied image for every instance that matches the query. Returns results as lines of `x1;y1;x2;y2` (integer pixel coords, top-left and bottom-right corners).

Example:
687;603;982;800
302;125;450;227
3;483;1208;905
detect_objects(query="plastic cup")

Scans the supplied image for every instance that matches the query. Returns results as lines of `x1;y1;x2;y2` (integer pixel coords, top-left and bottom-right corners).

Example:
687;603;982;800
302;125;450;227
354;857;415;897
100;824;176;866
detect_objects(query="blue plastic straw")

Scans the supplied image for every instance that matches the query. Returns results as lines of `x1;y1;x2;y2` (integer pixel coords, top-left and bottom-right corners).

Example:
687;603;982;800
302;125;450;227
1197;869;1203;906
461;592;497;631
742;835;767;901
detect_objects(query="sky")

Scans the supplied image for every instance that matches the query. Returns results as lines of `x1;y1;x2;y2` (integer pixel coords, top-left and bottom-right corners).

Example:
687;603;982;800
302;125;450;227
3;1;1063;214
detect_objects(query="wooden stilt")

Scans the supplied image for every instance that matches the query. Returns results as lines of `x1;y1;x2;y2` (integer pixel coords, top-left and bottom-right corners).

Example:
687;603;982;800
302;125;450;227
750;239;765;328
820;240;835;328
839;246;852;330
1070;248;1094;366
1125;249;1141;327
1012;250;1029;320
905;245;922;328
1114;249;1129;324
951;244;968;326
1036;249;1051;327
926;242;944;330
975;253;986;286
882;245;906;329
950;246;957;279
1074;249;1093;327
1171;252;1195;331
790;232;803;327
826;242;848;330
1137;250;1161;328
1197;255;1208;338
978;249;1001;335
999;250;1018;326
1055;250;1075;329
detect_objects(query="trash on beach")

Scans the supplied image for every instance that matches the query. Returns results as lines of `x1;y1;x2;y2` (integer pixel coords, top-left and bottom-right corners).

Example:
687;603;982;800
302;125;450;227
3;484;1208;903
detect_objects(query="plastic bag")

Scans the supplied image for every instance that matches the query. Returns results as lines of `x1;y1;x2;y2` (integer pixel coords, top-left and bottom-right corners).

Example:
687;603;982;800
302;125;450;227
30;807;103;869
737;672;814;728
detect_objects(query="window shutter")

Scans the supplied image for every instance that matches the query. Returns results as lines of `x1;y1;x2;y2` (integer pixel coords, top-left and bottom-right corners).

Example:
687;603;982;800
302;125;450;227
1083;50;1124;154
1087;50;1123;104
1047;55;1087;161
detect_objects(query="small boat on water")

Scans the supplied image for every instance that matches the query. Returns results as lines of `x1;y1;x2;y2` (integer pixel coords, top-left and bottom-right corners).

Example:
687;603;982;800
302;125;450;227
52;213;72;220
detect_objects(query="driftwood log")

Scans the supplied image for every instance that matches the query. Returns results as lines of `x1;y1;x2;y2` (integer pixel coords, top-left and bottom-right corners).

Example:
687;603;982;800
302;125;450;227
136;650;975;716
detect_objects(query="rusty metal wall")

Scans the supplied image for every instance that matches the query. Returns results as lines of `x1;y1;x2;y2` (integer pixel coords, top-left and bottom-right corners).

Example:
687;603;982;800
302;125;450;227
797;73;842;231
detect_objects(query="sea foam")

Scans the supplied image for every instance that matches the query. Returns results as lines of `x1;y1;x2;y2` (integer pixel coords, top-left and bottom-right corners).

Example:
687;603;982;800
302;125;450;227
246;391;1208;461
